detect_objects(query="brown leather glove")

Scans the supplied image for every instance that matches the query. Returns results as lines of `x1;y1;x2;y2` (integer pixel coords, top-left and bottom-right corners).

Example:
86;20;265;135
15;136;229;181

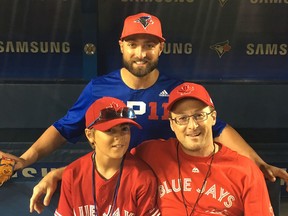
0;156;15;186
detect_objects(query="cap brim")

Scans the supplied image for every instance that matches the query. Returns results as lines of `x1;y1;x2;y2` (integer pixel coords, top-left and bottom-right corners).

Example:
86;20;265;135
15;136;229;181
92;118;142;131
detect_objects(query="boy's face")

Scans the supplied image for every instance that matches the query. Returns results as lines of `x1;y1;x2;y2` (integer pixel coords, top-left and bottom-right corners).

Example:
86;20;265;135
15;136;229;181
87;124;131;159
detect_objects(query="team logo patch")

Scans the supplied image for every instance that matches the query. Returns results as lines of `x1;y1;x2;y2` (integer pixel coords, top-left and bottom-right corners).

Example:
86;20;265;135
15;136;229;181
178;84;194;95
134;16;154;29
210;40;231;58
107;102;120;110
192;167;199;173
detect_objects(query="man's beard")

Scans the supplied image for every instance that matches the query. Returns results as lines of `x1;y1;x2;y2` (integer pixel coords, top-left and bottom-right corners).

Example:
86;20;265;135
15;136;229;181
122;58;158;78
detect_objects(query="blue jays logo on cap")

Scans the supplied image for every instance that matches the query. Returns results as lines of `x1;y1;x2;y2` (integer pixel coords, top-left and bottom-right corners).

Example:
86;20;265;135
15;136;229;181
135;16;154;29
120;12;165;42
178;84;194;95
107;102;120;110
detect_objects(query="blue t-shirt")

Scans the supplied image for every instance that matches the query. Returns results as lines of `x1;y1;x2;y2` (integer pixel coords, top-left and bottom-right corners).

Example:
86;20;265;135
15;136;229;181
53;70;226;149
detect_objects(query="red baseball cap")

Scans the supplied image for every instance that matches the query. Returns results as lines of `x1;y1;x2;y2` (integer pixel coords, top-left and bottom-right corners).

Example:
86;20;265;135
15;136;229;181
120;12;165;42
167;82;214;111
85;97;142;131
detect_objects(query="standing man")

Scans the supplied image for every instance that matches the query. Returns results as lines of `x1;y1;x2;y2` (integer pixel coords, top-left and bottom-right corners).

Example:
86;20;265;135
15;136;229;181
0;12;286;214
132;82;274;215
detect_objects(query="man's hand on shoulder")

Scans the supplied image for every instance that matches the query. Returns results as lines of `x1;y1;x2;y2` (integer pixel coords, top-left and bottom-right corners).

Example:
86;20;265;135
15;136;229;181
30;167;65;214
260;163;288;192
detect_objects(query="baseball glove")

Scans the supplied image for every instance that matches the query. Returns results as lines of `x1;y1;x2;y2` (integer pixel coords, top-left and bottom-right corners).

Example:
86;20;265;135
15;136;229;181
0;156;15;186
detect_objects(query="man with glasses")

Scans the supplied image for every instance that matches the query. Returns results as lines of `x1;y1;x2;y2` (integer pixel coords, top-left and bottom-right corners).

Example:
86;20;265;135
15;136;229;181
132;82;274;215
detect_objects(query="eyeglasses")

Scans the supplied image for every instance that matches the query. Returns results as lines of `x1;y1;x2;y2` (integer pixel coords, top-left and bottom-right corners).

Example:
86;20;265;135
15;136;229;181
170;110;214;125
87;107;136;128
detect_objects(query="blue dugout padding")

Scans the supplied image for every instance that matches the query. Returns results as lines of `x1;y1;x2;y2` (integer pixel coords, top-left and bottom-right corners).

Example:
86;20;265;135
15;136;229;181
0;164;61;216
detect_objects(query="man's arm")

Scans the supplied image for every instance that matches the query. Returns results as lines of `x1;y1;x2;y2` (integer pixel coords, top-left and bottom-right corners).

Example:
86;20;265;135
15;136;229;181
214;124;258;161
215;124;288;191
0;125;67;184
23;126;67;213
30;167;65;214
16;125;67;170
0;125;68;212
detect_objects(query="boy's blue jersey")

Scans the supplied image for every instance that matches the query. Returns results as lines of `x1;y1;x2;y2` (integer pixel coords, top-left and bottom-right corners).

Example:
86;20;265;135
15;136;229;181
53;70;226;149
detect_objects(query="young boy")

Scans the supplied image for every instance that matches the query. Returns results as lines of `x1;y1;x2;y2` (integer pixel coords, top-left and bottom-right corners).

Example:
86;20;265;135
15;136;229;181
54;97;160;216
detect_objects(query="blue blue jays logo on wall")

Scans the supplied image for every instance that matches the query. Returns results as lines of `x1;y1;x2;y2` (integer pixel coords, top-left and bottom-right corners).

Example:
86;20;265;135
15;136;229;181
135;16;154;29
210;40;231;58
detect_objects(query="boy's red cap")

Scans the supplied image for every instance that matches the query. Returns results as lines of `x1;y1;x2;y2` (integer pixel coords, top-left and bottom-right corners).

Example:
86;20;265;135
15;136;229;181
167;82;214;111
85;97;141;131
120;12;165;42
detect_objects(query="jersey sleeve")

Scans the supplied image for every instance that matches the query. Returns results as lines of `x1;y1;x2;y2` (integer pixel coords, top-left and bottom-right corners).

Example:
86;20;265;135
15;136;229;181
53;81;94;143
54;167;74;216
242;161;274;215
212;117;227;138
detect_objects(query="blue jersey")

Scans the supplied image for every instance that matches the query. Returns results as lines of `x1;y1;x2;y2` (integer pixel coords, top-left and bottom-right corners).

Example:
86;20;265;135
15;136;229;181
53;70;226;149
